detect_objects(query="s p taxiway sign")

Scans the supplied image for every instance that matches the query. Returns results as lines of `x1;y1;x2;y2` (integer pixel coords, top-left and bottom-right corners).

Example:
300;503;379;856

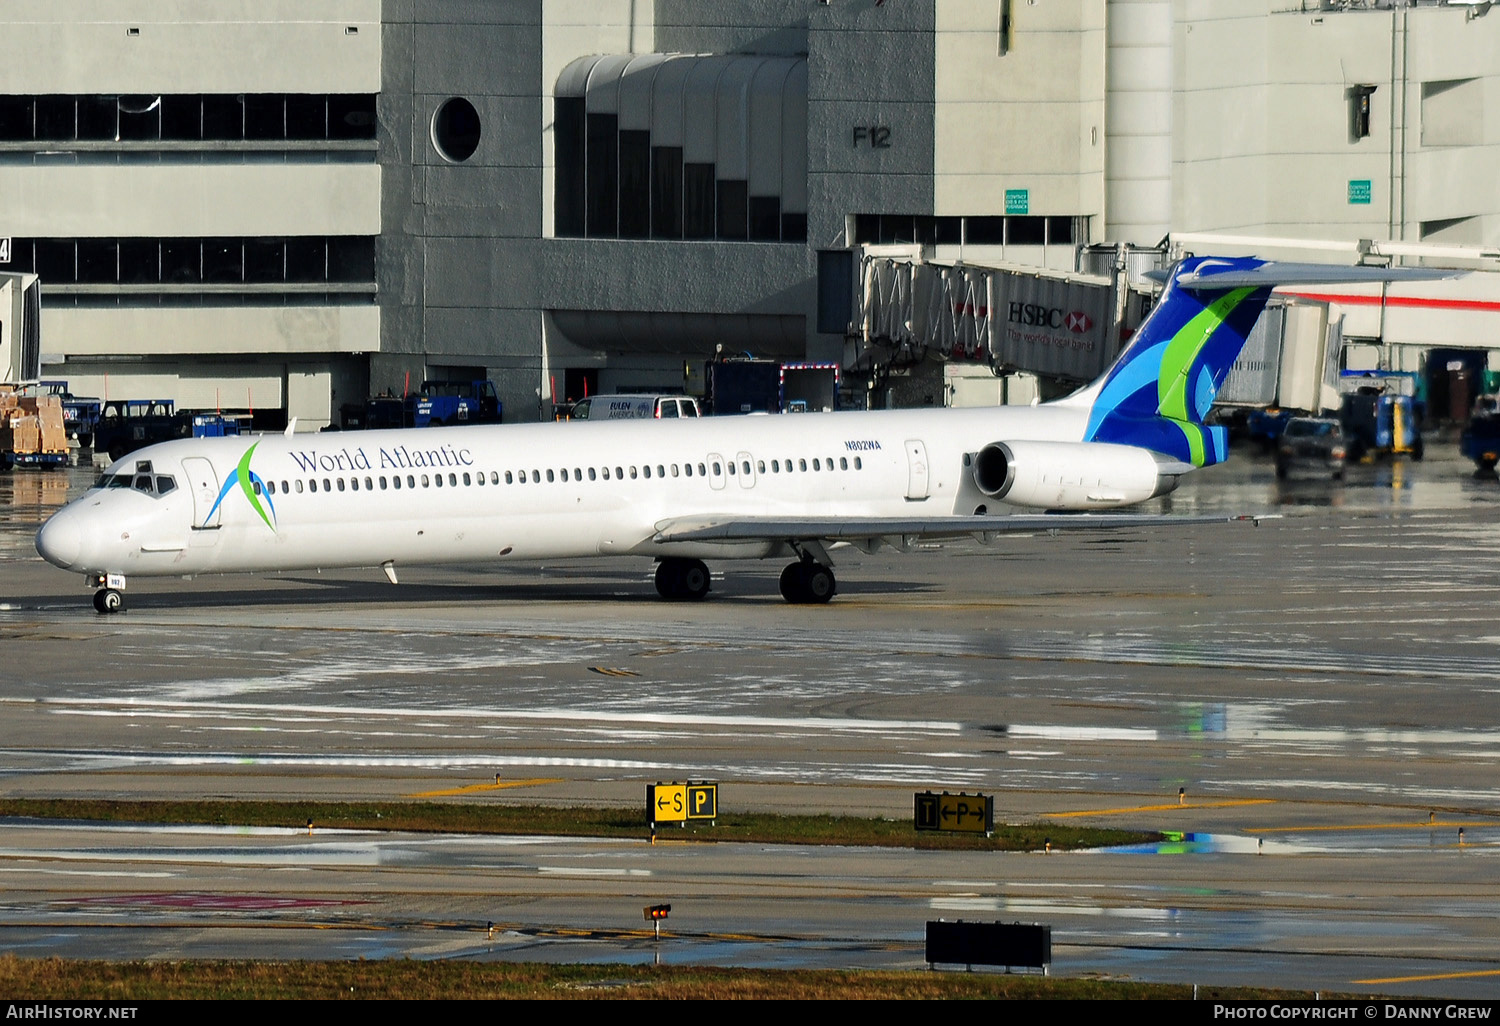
647;781;718;825
914;791;994;835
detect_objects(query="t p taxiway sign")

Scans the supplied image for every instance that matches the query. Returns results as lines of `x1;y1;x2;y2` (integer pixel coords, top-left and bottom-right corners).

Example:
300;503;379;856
914;790;994;835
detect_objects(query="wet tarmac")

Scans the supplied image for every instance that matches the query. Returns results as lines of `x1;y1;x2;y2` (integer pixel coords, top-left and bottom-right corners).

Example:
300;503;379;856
3;444;1500;995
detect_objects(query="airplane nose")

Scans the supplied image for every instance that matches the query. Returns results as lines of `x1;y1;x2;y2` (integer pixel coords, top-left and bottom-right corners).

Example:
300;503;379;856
35;512;82;570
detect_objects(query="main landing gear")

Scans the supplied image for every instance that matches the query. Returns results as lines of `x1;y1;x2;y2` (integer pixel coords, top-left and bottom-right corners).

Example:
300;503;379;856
778;558;836;605
655;557;712;601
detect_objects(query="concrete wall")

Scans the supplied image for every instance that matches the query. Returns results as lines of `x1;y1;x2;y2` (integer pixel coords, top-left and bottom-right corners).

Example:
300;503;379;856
0;0;380;93
1172;2;1500;248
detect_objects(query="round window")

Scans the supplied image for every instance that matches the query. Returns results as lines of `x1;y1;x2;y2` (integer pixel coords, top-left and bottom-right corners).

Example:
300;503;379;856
432;97;480;162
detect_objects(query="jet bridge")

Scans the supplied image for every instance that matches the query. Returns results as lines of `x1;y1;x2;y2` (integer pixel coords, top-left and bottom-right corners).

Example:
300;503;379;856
850;250;1128;384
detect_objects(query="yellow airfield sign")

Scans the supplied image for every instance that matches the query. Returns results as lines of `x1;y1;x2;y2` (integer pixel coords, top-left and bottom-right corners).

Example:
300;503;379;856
647;781;718;825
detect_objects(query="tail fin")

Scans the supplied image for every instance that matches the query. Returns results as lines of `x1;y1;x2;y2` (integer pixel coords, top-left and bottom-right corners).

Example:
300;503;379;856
1070;255;1453;468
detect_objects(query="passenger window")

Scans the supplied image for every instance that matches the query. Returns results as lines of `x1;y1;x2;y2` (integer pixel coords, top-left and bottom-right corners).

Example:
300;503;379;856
643;465;651;479
855;456;862;470
574;467;582;480
772;460;779;472
589;467;597;481
338;478;346;492
295;480;304;493
309;479;318;493
629;466;638;479
532;470;540;483
757;460;765;473
698;462;706;476
351;478;359;491
616;466;624;479
840;457;848;470
602;467;610;480
464;472;472;486
490;471;499;484
434;474;443;487
265;480;276;495
407;475;416;488
671;464;679;477
727;462;736;475
657;464;665;477
449;473;457;486
684;463;693;477
392;477;401;490
419;474;428;487
366;476;373;490
799;459;807;471
712;462;721;475
742;461;751;475
546;469;554;482
506;471;514;484
380;476;388;490
323;478;332;491
252;481;263;496
813;459;821;471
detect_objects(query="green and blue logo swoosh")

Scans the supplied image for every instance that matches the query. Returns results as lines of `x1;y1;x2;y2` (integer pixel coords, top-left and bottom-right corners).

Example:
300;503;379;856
204;442;276;530
1084;257;1274;467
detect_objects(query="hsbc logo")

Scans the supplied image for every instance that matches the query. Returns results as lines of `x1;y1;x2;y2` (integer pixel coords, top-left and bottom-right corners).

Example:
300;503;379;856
1008;302;1093;333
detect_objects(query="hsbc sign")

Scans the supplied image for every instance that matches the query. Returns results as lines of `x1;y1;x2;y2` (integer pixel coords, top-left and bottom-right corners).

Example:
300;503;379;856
1006;303;1094;334
992;269;1116;381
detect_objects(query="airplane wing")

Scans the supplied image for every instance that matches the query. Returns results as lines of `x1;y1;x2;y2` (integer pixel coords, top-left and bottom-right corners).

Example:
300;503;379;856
653;512;1269;551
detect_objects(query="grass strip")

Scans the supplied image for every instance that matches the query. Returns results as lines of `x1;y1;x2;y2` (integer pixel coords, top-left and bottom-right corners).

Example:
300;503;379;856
0;798;1151;851
0;956;1352;1001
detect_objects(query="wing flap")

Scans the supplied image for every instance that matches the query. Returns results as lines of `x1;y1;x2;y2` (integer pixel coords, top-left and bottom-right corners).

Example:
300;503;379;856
653;512;1267;546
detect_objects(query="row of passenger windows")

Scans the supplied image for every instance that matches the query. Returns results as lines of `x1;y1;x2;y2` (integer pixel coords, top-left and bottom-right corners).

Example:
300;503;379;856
254;454;866;497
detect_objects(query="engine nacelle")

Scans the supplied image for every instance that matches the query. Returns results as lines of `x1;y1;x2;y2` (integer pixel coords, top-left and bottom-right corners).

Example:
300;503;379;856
971;440;1180;510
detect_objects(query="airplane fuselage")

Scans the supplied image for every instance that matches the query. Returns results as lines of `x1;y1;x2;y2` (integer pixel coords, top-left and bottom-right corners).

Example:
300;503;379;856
38;403;1094;582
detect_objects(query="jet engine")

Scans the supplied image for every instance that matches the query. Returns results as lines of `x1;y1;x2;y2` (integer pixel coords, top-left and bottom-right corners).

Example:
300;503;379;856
971;440;1181;510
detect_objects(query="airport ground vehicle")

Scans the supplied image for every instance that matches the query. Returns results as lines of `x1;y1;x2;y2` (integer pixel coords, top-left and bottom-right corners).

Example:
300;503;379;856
1459;394;1500;473
1275;416;1346;480
33;381;101;448
1339;390;1423;462
405;379;501;427
567;394;700;420
94;401;244;461
0;389;68;469
705;359;840;414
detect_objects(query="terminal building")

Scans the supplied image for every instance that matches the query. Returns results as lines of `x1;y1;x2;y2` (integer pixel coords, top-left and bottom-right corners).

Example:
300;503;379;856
1;0;1497;427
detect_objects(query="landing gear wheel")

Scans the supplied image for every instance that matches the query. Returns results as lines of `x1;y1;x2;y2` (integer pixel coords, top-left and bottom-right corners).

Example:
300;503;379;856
655;558;711;601
92;588;124;614
779;561;836;604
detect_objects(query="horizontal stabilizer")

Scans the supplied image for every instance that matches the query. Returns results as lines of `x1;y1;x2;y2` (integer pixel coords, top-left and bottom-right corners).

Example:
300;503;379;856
1144;260;1457;290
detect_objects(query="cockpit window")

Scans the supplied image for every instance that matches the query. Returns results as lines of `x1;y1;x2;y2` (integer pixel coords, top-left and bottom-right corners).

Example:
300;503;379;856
155;475;176;495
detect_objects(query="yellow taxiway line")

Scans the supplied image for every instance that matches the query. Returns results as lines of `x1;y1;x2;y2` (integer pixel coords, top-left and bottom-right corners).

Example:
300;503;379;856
405;778;565;798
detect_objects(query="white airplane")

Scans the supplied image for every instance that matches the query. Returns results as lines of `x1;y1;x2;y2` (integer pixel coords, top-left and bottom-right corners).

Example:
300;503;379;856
35;256;1444;613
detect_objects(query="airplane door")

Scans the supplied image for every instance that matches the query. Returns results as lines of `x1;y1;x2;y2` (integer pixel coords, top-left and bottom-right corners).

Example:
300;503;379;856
904;439;930;500
736;451;756;489
708;453;727;491
181;456;224;529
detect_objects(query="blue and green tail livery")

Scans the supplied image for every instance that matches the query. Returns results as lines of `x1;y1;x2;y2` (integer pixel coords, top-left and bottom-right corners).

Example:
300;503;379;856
1083;256;1274;468
1076;255;1452;467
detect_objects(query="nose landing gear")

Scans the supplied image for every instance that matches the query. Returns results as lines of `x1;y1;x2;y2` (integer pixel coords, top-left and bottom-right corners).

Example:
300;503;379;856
92;588;124;614
88;574;127;614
